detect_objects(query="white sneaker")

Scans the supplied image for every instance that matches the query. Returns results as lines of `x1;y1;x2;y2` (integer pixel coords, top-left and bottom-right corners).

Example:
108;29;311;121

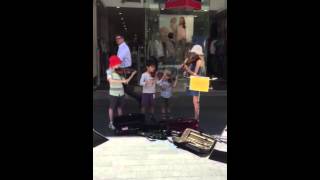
109;123;115;130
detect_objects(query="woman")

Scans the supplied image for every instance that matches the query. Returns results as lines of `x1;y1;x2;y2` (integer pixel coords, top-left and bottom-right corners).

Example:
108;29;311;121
170;17;177;39
176;17;187;64
181;45;206;121
177;17;186;42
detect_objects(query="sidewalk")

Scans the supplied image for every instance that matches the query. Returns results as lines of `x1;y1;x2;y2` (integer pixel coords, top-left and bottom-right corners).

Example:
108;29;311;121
94;137;227;180
93;90;227;137
93;89;227;100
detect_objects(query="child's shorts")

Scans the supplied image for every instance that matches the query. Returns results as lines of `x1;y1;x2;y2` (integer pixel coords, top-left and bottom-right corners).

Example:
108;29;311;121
161;97;170;107
141;93;155;107
109;95;124;110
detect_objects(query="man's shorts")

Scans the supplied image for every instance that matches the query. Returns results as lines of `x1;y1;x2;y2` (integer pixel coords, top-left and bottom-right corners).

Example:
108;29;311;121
109;95;124;110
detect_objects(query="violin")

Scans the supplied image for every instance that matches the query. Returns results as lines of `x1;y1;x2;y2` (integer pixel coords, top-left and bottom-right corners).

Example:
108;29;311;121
156;71;164;79
150;71;156;78
180;52;200;71
115;68;136;75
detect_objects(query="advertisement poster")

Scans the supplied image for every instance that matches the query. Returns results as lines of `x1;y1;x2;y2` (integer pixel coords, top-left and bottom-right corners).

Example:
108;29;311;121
159;14;194;43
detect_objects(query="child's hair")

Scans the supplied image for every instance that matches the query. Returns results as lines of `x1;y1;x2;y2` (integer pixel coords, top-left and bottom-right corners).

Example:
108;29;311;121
164;70;175;84
146;60;156;68
146;60;156;77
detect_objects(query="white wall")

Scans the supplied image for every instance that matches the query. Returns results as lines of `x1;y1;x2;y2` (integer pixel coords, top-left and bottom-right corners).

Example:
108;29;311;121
210;0;227;12
100;0;144;8
93;0;98;79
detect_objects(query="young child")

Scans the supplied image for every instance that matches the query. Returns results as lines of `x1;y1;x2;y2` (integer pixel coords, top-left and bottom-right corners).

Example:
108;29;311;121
157;70;178;119
139;61;157;118
106;55;129;130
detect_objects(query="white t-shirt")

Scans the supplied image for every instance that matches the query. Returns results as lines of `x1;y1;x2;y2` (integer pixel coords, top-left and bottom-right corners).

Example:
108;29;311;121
139;72;156;94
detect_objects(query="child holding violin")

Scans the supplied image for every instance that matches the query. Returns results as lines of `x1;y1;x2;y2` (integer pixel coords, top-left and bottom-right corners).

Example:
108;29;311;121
139;61;157;118
156;70;178;119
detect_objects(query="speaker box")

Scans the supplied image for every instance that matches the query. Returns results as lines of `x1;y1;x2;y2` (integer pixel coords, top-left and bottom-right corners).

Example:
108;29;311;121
93;129;108;148
209;149;227;163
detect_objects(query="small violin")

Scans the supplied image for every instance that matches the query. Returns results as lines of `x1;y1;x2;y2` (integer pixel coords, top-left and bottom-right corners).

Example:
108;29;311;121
150;71;156;78
180;52;201;71
115;68;136;75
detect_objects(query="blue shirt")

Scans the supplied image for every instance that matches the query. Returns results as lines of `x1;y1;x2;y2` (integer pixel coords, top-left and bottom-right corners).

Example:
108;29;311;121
157;79;173;98
117;42;132;68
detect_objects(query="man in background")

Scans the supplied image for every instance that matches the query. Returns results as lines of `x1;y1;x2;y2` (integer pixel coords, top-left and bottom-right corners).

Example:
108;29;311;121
115;35;141;106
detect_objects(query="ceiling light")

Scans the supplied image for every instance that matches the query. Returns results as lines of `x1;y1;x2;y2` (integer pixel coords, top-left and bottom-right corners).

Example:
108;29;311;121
116;6;120;8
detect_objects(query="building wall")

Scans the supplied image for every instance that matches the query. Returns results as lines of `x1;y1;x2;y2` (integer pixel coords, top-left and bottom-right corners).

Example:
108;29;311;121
210;0;227;11
93;0;98;79
100;0;144;8
98;9;110;52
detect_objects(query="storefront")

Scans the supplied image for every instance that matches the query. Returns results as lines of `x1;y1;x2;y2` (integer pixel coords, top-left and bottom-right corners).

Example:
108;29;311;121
145;0;211;78
93;0;227;88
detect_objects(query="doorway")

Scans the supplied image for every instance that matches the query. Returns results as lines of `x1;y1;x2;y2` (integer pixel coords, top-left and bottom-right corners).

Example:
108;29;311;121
96;6;146;89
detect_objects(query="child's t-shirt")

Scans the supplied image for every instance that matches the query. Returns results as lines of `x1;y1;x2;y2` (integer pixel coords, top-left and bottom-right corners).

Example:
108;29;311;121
157;80;173;98
106;69;124;96
139;72;156;94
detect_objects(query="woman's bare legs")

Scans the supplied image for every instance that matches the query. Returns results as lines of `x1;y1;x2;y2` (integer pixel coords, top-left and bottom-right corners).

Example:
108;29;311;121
193;96;200;121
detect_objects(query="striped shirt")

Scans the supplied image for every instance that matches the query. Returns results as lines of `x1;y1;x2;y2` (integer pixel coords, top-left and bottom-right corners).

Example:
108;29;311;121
106;69;124;96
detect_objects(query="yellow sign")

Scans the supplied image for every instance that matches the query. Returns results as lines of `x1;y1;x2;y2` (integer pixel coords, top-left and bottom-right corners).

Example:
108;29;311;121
189;76;210;92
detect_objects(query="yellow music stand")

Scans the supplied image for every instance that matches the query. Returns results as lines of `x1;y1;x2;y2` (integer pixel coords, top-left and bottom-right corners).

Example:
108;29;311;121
189;76;211;92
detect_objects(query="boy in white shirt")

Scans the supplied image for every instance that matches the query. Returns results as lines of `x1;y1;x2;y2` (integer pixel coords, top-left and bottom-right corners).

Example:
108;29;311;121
139;61;157;117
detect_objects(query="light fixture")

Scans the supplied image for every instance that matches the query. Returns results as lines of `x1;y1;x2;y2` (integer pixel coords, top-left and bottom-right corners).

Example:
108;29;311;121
203;9;208;12
161;8;164;10
116;6;120;8
119;12;122;15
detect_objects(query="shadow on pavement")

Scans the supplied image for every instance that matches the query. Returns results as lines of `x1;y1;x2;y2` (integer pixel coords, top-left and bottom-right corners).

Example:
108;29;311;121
93;92;227;137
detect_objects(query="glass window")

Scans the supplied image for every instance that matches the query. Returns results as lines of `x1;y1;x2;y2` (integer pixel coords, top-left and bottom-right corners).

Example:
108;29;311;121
145;0;211;78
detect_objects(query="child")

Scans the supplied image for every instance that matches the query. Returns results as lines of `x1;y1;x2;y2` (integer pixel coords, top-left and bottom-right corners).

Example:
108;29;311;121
106;55;129;130
139;61;157;117
157;70;178;119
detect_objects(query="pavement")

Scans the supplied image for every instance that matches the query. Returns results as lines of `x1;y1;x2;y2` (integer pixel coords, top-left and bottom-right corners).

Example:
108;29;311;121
93;89;227;137
93;89;227;180
93;137;227;180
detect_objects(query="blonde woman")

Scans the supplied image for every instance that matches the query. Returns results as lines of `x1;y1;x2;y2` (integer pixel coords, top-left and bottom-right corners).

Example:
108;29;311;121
181;45;206;121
